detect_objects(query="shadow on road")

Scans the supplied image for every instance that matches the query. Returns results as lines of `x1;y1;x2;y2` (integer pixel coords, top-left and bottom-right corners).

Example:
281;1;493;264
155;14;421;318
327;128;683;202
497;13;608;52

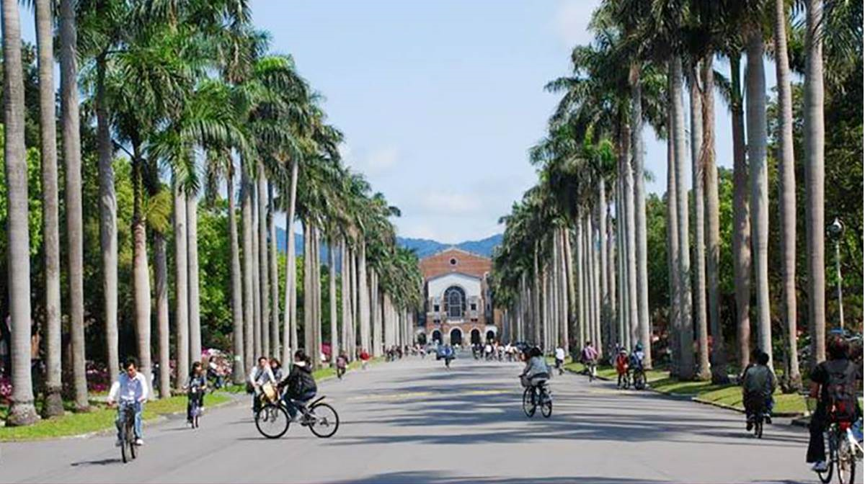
331;471;664;484
69;457;124;467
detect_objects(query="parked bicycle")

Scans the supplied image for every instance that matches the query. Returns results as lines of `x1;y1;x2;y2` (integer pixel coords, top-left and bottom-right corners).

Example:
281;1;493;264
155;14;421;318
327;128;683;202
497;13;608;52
522;380;552;418
255;394;340;439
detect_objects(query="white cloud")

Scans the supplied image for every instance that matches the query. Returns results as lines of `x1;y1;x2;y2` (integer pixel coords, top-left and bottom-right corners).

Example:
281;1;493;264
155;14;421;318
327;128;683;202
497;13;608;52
553;0;601;48
420;191;481;216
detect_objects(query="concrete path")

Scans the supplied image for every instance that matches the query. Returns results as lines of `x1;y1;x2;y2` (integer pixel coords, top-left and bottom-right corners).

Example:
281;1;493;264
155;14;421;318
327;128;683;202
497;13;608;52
0;354;820;483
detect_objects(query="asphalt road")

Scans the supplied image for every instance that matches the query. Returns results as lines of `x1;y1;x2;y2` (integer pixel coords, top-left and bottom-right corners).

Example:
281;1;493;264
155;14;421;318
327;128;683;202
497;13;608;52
0;353;821;484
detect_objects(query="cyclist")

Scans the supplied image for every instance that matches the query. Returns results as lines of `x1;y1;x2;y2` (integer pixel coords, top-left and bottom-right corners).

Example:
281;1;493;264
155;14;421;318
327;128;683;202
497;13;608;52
615;348;629;388
107;357;149;447
278;350;318;424
807;336;861;473
519;347;550;403
443;344;455;369
629;343;645;375
184;361;208;425
741;350;776;430
248;356;277;413
580;341;599;378
207;356;224;390
554;345;566;376
336;351;348;379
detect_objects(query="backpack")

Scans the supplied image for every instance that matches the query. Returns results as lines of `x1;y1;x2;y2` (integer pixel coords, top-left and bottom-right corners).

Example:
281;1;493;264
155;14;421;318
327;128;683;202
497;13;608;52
825;361;858;423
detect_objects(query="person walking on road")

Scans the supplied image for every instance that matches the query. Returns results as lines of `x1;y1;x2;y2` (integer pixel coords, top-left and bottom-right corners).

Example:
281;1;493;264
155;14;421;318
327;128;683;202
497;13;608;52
554;346;566;375
360;349;371;370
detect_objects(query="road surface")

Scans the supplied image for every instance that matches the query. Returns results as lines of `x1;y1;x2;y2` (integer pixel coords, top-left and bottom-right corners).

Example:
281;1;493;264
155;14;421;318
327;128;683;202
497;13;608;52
1;354;820;483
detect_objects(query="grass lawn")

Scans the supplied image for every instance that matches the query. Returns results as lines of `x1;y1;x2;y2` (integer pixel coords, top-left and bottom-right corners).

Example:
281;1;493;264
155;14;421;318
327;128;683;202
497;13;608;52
650;377;810;415
0;392;230;442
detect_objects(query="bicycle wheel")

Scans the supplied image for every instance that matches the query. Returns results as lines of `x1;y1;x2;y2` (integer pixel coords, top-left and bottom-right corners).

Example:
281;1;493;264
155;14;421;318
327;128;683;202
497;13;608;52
120;428;128;464
522;387;536;417
255;404;290;439
634;371;646;390
837;439;856;484
754;418;763;439
818;433;836;484
308;402;340;438
128;421;137;460
540;390;553;418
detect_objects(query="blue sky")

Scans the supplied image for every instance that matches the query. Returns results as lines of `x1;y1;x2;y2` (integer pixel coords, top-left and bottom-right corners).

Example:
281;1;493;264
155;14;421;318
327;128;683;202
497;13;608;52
17;1;757;244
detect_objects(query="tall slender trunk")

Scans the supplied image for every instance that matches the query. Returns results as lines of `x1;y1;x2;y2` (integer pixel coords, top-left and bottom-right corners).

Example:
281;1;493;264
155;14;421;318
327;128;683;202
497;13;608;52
617;182;628;349
154;233;171;396
251;181;262;359
598;182;608;357
304;223;313;358
268;183;280;361
60;0;89;410
228;166;245;383
561;228;572;350
132;153;152;396
532;244;541;346
774;0;801;388
35;0;62;418
666;108;681;377
701;59;728;383
607;205;617;351
746;30;772;366
257;165;269;357
187;194;201;366
372;269;382;356
241;163;255;371
173;178;189;390
313;228;323;367
96;53;119;388
689;66;711;381
621;119;639;350
575;219;585;347
4;0;37;425
729;51;752;370
672;57;694;380
630;64;651;367
804;0;826;368
358;241;371;353
283;158;299;362
349;246;358;360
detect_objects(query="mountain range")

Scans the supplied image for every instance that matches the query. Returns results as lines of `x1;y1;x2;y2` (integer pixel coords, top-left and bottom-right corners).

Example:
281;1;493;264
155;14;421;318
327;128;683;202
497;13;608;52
275;228;502;260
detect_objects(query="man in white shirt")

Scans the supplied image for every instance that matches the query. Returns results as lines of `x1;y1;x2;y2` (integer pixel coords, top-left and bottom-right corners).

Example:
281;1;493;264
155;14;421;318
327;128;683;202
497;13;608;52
248;356;277;413
107;357;149;446
554;346;566;375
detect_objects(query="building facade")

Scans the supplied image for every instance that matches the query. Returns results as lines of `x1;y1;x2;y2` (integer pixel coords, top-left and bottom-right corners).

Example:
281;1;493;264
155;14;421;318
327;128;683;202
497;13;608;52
416;248;501;346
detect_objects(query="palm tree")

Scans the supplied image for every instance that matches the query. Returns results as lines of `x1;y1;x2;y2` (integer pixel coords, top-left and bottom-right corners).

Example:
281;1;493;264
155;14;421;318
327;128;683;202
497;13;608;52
772;0;800;388
173;175;190;390
804;0;826;367
257;163;269;357
227;154;245;382
34;0;63;418
268;183;280;361
3;0;38;426
745;23;772;365
188;192;202;366
60;0;89;411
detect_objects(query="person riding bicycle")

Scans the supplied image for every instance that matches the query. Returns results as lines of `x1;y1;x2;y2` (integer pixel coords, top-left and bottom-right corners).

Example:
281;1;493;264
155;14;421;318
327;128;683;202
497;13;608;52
108;357;149;447
207;356;224;390
277;350;318;424
443;344;455;368
629;343;645;374
248;356;277;413
580;341;599;375
741;350;776;430
520;347;550;401
554;345;566;375
336;351;348;379
615;348;629;387
807;336;862;473
184;361;208;425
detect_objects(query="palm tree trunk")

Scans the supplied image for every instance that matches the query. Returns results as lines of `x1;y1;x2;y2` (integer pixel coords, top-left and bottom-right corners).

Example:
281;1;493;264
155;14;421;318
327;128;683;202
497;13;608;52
242;163;255;372
729;51;752;371
358;241;371;354
532;244;541;346
60;0;89;410
173;177;190;390
689;66;710;381
257;165;269;358
187;193;201;367
630;64;651;367
607;204;617;351
283;158;299;362
598;182;608;357
666;107;681;377
268;183;280;361
154;232;171;396
621;119;639;351
561;228;572;350
349;246;358;360
251;181;262;359
672;57;694;380
304;223;313;358
313;227;323;367
4;0;37;426
773;0;801;388
96;52;119;388
35;0;62;418
132;153;153;397
329;238;339;364
745;30;772;366
228;165;245;383
804;0;826;368
701;59;727;384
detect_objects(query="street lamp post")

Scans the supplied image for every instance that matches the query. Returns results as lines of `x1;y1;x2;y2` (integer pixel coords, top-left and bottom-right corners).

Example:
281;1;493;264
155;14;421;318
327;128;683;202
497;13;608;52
827;217;844;330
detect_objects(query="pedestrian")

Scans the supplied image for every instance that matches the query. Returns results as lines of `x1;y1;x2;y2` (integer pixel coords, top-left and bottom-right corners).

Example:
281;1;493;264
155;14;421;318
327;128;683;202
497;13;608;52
336;351;348;379
554;345;566;375
360;349;370;370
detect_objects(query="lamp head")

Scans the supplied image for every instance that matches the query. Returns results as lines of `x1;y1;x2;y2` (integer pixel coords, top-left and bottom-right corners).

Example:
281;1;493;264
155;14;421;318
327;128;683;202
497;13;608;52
828;217;844;237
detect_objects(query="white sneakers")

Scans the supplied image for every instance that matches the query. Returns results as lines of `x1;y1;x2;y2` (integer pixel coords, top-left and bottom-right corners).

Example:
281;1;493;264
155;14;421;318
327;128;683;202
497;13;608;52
811;461;828;473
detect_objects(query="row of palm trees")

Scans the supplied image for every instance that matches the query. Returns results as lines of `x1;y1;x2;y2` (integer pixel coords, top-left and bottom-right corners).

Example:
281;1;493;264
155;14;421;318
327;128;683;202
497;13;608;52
3;0;423;427
493;0;856;382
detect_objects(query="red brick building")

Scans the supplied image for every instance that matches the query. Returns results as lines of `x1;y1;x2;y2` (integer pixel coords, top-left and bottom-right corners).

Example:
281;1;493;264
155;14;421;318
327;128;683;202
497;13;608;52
416;248;501;346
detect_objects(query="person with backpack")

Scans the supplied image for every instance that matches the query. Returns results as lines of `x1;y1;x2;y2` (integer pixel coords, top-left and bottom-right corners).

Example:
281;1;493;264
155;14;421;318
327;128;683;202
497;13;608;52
277;350;318;424
741;350;776;429
807;336;862;473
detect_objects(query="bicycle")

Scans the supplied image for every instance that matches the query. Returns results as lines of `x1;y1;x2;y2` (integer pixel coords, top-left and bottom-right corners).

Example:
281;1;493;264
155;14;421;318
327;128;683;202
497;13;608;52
745;397;767;439
255;394;340;439
631;367;646;390
806;397;861;484
117;402;139;464
582;360;597;382
521;378;552;418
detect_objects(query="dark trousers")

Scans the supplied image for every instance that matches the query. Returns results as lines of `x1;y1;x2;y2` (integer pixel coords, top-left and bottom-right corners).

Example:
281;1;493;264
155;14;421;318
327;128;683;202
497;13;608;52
187;393;204;421
807;406;828;463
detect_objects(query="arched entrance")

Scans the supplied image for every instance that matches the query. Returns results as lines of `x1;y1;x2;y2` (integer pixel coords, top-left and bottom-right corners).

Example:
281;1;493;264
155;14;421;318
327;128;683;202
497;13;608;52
470;329;481;345
431;330;442;344
449;328;463;346
417;333;427;345
486;330;495;342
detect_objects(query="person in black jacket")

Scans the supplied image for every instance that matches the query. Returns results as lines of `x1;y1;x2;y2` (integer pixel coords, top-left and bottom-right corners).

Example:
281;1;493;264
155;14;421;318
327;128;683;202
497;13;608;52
278;350;318;424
